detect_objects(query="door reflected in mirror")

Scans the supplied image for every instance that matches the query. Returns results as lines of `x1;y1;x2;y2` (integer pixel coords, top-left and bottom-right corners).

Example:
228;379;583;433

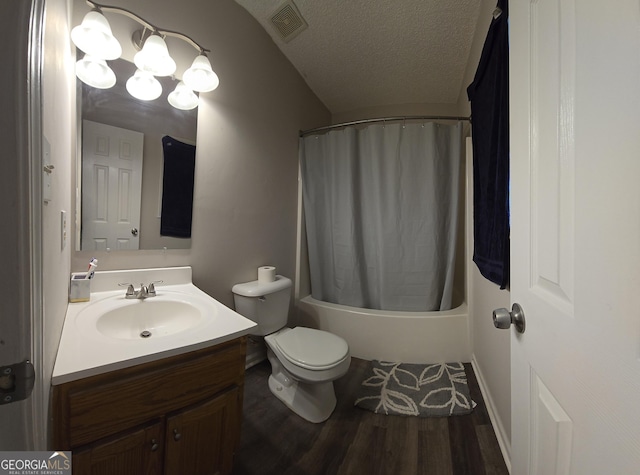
78;58;198;251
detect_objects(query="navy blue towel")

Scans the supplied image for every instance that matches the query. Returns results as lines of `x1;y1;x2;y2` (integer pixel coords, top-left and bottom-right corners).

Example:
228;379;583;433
466;0;510;289
160;136;195;238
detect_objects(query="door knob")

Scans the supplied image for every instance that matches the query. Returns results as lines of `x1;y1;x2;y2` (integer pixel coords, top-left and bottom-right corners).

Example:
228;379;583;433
493;303;526;334
131;227;139;236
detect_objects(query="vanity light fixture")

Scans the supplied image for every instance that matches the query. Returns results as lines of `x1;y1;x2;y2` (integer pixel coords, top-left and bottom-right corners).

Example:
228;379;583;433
133;33;176;77
167;81;199;110
75;54;116;89
71;9;122;60
183;55;219;92
71;0;219;110
126;69;162;101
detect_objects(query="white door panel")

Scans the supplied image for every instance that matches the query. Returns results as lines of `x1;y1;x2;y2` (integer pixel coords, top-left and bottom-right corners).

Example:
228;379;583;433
81;120;143;251
509;0;640;473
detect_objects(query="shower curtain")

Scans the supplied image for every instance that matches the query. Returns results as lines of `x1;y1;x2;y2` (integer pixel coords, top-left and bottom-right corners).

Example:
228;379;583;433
300;122;463;312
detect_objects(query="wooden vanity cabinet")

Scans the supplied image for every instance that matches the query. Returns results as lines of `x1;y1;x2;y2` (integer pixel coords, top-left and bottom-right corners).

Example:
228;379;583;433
52;337;247;475
164;387;239;475
72;420;164;475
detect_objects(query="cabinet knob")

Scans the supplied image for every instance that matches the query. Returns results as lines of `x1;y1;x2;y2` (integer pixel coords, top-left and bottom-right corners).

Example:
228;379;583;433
150;438;159;452
173;429;181;441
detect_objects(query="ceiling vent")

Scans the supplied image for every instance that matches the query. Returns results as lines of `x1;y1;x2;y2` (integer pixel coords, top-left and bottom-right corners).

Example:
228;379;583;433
270;0;308;43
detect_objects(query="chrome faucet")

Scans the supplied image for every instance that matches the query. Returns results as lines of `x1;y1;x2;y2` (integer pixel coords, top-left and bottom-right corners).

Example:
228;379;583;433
136;284;149;299
119;281;162;299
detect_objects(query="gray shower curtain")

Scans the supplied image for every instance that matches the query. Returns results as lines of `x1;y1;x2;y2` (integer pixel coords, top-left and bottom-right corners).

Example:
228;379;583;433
300;122;463;312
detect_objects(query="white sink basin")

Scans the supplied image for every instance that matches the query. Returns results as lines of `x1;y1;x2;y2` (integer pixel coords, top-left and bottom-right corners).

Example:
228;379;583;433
95;298;205;340
53;267;257;385
75;290;216;341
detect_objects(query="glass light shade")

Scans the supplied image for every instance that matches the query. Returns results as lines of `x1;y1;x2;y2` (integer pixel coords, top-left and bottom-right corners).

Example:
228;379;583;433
183;55;219;92
168;81;199;110
133;34;176;77
126;69;162;101
75;55;116;89
71;10;122;60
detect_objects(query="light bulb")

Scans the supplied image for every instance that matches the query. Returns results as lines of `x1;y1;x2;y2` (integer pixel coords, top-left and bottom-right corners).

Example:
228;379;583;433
133;34;176;77
126;69;162;101
71;10;122;60
183;54;219;92
168;82;199;110
75;55;116;89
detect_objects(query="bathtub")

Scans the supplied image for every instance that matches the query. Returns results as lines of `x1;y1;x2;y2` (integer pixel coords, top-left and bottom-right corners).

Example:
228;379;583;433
295;295;471;364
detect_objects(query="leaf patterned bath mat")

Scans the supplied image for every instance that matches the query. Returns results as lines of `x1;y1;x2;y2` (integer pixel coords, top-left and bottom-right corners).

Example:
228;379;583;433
354;361;475;417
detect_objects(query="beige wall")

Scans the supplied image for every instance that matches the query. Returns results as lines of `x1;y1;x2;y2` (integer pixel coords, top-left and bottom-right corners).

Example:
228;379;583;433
332;102;465;125
469;266;511;446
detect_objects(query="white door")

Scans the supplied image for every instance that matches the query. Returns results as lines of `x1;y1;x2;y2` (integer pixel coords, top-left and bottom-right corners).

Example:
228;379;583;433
509;1;640;474
0;0;40;450
81;120;143;250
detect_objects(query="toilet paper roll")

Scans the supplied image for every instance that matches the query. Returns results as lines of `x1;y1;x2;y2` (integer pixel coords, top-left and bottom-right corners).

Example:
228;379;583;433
258;266;276;283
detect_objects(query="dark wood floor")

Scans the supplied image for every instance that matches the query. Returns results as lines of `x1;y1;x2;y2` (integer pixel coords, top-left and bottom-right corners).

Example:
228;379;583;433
232;358;508;475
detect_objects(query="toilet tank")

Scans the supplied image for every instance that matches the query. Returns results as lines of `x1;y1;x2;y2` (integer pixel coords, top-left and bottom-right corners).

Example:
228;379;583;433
232;276;292;336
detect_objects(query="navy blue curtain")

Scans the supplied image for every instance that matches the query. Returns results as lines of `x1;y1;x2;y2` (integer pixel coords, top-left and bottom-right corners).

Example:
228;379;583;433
466;0;510;289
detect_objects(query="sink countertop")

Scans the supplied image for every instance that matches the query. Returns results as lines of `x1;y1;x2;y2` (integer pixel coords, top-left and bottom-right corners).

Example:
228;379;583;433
52;266;256;385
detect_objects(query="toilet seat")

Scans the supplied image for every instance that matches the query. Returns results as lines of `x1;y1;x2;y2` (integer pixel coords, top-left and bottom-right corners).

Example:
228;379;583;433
271;327;349;370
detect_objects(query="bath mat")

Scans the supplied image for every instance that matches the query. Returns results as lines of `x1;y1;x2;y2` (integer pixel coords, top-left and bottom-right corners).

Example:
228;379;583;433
354;361;474;417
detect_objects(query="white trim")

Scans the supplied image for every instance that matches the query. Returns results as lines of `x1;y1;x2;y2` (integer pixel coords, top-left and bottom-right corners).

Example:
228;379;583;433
27;0;46;450
471;355;512;473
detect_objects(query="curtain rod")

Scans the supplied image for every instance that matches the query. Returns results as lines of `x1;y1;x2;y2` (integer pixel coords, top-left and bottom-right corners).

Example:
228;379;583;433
299;115;471;137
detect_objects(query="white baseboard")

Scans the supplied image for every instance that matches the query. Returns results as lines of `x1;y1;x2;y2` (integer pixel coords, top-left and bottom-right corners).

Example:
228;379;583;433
471;356;512;473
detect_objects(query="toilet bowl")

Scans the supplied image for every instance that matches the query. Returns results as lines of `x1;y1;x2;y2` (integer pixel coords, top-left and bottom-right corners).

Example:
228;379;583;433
264;327;350;422
232;276;351;423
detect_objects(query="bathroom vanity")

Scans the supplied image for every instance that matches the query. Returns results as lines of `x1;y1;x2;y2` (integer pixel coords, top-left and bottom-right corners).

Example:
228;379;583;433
52;338;246;475
51;267;256;475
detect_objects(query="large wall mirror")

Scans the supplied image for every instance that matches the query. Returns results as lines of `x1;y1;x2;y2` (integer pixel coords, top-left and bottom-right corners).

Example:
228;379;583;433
73;1;200;252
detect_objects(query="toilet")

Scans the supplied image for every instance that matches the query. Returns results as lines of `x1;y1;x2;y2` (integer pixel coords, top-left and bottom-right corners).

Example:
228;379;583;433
232;275;350;423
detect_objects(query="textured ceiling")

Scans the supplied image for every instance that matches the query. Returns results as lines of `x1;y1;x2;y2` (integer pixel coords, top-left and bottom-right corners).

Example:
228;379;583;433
234;0;482;115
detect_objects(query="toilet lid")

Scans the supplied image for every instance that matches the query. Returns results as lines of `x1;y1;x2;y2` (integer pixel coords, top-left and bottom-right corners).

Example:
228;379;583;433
273;327;349;370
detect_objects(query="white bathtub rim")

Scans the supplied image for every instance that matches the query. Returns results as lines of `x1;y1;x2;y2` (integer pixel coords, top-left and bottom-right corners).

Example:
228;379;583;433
298;294;468;319
296;294;472;364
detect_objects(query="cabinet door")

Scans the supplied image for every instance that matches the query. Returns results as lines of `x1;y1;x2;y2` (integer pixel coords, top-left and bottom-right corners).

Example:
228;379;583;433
73;421;164;475
164;387;241;475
